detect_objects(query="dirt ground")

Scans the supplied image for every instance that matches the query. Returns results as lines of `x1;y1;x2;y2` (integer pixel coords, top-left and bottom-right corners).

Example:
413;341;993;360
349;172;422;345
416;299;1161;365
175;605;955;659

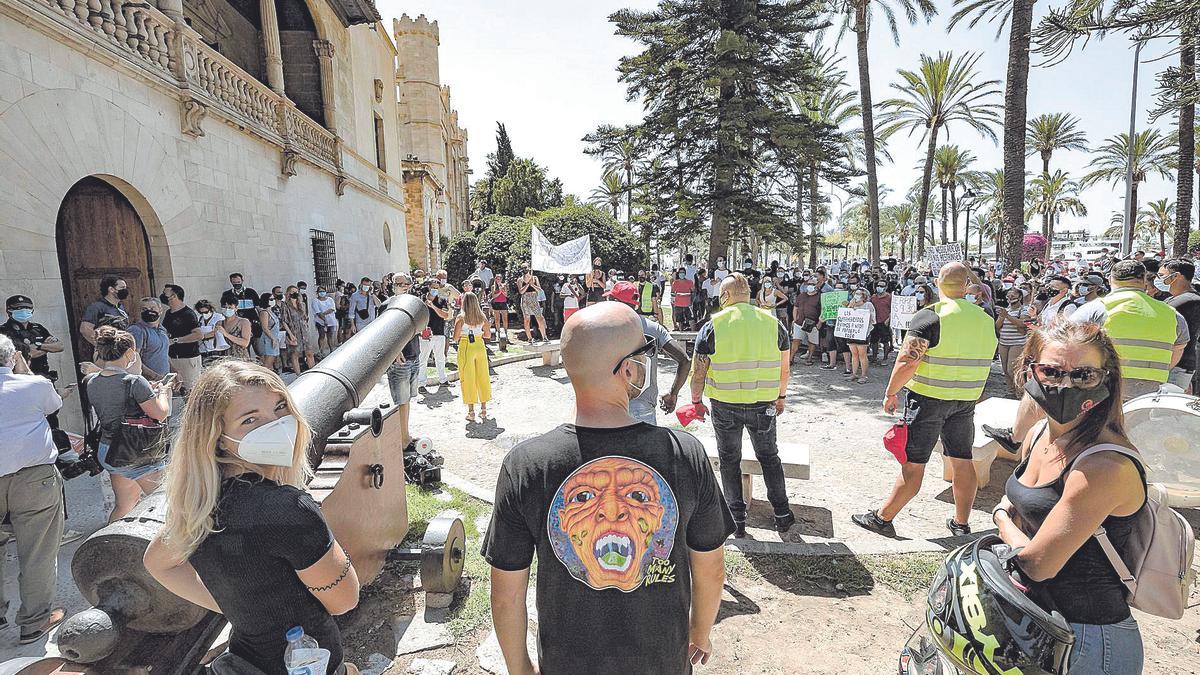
339;353;1200;674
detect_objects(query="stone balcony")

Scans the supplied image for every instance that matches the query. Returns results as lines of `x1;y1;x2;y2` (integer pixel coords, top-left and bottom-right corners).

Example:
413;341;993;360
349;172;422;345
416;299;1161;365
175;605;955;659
3;0;395;199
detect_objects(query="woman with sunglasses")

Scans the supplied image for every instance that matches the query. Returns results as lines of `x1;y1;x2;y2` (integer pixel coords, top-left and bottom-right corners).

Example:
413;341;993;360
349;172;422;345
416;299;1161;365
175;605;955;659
992;321;1147;674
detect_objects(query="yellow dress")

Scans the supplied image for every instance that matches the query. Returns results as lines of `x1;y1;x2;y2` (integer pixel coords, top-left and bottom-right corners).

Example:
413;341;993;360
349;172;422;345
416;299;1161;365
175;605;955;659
457;323;491;405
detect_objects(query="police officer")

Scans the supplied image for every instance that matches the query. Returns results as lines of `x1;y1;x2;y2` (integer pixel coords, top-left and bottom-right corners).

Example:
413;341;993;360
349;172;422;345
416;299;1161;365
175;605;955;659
690;272;794;536
0;295;63;380
853;262;997;537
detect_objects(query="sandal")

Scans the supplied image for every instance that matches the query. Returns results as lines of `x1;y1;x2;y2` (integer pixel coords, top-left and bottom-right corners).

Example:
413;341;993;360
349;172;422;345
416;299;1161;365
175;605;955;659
479;407;489;420
820;363;836;370
466;412;476;423
857;377;869;384
19;607;64;644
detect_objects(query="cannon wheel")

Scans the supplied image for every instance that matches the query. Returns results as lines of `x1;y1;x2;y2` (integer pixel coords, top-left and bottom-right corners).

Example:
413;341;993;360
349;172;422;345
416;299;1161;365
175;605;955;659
420;514;466;595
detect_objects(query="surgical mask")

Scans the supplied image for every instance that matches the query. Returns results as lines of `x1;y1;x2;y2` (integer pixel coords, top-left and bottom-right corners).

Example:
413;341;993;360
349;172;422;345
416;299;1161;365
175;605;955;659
141;310;160;323
965;294;977;303
298;286;307;293
199;311;212;319
221;414;298;467
806;285;816;294
11;309;33;322
849;284;858;291
625;355;652;400
1023;376;1110;425
116;288;130;300
764;282;773;290
220;308;236;318
916;292;927;301
1002;282;1013;290
1153;278;1171;292
317;291;327;299
1077;285;1091;295
876;286;886;294
904;279;913;287
360;285;369;292
430;289;439;297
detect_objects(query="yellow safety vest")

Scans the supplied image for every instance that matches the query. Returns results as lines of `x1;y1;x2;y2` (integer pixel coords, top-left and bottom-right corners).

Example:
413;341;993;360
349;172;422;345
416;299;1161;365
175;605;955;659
702;303;782;404
638;281;656;314
1099;289;1177;383
908;298;998;401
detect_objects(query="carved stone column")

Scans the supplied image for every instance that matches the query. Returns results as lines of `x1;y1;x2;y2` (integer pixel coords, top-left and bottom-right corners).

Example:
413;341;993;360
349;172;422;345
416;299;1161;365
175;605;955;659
259;0;285;94
313;39;337;134
157;0;183;22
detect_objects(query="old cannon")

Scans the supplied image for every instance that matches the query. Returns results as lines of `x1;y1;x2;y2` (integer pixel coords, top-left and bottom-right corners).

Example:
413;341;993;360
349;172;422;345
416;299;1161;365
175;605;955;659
21;294;466;671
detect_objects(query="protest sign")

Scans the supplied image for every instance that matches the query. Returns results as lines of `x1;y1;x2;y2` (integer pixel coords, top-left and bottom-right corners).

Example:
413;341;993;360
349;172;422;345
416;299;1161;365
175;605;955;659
531;226;592;274
928;242;963;272
820;291;848;320
833;307;872;340
889;294;919;330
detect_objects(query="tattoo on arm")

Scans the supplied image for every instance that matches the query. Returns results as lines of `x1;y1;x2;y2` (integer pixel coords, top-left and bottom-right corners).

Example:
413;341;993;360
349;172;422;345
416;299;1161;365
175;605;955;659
900;336;929;363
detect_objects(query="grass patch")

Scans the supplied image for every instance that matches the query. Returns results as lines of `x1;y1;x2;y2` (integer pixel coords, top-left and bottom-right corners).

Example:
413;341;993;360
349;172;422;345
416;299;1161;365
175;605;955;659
859;553;943;599
727;550;942;598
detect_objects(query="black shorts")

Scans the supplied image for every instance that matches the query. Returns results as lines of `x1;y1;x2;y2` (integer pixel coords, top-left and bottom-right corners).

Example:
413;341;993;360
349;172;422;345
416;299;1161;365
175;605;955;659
491;300;508;311
902;390;976;464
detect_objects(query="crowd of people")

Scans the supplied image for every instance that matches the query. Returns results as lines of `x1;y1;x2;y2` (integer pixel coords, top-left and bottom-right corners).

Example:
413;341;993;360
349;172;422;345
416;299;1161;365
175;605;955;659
0;243;1196;673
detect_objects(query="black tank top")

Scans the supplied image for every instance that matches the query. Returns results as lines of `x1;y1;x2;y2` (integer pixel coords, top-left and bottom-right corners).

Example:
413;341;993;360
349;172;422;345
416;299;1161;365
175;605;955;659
1005;440;1144;625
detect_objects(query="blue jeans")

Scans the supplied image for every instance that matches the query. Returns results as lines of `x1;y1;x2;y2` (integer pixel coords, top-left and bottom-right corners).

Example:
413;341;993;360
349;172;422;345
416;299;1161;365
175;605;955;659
710;400;790;522
1069;616;1143;674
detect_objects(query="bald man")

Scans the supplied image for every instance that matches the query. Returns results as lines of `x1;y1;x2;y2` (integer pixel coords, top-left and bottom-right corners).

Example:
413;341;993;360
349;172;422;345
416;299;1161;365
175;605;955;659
853;262;998;538
482;302;735;675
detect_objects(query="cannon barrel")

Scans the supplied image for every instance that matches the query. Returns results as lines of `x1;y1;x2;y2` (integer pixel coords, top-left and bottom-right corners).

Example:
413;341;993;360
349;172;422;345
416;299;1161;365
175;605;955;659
48;295;429;667
292;294;428;464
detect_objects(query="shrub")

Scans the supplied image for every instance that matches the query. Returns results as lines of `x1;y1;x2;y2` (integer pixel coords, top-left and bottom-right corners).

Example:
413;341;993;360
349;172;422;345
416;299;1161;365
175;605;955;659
1022;234;1048;261
442;231;478;285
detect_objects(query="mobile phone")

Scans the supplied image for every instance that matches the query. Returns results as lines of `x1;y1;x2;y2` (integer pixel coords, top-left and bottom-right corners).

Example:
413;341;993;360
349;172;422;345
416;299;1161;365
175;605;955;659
160;373;178;386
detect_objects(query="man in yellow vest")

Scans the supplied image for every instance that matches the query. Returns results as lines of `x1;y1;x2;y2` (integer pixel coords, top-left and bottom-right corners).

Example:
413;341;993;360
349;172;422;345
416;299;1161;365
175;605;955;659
853;262;997;537
635;270;664;325
690;273;794;537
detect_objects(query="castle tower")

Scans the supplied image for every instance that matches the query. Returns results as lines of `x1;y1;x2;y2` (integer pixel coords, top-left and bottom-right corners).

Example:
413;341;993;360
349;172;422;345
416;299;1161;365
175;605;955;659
394;14;445;173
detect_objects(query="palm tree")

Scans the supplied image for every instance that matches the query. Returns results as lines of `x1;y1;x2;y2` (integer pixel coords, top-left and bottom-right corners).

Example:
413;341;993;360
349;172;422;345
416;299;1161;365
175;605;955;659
879;52;1002;258
832;0;937;264
589;169;626;219
1025;113;1089;236
932;145;977;244
1082;129;1176;240
964;168;1007;255
949;0;1037;271
1027;170;1087;246
1139;198;1176;253
884;202;916;260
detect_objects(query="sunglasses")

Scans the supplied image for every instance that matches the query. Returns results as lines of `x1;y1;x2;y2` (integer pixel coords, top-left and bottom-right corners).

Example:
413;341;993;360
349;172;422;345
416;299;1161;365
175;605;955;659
1029;363;1108;389
612;335;656;375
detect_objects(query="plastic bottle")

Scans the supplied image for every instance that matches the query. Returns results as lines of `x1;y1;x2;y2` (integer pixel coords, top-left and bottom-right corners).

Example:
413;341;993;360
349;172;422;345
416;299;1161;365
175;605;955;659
284;626;327;674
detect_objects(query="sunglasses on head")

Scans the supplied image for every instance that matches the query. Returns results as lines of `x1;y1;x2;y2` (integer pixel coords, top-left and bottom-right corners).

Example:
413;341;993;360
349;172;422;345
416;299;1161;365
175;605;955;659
1029;362;1108;389
613;335;656;375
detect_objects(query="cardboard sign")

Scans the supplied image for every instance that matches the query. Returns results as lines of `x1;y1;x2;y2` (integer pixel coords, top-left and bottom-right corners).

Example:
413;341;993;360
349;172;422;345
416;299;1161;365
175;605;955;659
890;294;919;331
820;291;848;320
833;307;872;340
928;242;963;272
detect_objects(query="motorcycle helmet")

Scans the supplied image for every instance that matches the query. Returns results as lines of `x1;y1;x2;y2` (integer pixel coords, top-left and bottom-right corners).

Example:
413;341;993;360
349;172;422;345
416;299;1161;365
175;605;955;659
925;535;1074;674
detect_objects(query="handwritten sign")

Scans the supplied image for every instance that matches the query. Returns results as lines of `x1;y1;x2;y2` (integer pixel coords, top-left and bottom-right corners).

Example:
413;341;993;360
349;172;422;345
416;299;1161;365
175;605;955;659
928;242;963;272
820;291;848;320
834;307;872;340
890;294;919;331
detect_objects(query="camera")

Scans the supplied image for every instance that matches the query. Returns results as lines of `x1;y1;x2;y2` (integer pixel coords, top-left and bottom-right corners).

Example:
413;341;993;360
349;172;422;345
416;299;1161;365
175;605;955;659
51;429;102;480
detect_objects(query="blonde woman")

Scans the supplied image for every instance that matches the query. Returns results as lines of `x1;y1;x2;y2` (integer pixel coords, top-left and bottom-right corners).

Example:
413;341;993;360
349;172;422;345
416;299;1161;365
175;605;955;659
143;361;360;674
454;292;493;422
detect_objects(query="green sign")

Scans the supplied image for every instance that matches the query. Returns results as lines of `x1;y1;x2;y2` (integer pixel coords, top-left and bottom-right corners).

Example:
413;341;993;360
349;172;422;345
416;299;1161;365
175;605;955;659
820;291;848;320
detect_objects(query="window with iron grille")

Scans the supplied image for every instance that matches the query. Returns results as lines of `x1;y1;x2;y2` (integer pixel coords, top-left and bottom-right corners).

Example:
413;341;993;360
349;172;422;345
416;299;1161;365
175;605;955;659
310;229;338;290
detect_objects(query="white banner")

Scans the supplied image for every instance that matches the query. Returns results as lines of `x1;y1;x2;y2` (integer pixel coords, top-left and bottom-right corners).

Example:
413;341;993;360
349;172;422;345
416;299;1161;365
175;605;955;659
530;226;592;274
928;242;963;272
834;307;872;340
890;295;919;331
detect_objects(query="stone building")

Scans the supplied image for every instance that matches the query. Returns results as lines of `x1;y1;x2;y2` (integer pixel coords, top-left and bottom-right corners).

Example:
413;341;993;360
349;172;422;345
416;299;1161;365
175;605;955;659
0;0;467;423
395;13;470;272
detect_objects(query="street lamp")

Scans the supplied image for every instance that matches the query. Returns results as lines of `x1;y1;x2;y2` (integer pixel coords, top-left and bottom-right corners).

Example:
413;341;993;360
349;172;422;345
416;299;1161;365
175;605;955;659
961;189;977;259
1122;36;1147;256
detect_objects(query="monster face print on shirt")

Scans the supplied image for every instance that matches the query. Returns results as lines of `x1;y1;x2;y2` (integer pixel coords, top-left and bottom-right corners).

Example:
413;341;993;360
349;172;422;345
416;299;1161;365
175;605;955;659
547;456;680;592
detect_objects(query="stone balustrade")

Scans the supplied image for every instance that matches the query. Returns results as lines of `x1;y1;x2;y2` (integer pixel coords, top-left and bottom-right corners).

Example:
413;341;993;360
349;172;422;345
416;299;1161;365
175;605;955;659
282;102;339;171
181;31;280;137
34;0;175;74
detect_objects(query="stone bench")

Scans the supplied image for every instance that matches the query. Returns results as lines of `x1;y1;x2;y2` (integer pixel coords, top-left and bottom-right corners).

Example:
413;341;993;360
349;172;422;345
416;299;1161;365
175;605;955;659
938;396;1021;487
699;436;810;504
522;340;562;366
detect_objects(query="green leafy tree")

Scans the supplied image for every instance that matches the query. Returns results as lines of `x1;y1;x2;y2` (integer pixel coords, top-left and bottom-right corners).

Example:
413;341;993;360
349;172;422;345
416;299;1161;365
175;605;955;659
1027;170;1088;247
488;122;515;180
1140;198;1176;252
830;0;937;263
492;158;562;217
879;51;1002;258
583;124;643;223
589;169;627;219
1082;129;1176;239
611;0;847;269
474;216;527;276
442;231;478;284
1025;113;1089;236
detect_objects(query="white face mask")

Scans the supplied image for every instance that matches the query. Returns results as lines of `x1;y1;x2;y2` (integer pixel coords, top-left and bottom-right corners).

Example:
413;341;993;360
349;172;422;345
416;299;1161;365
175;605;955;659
221;415;298;467
625;355;652;400
220;308;236;318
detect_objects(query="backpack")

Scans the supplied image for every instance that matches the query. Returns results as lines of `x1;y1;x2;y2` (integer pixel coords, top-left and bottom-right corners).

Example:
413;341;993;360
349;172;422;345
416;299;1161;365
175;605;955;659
1075;444;1197;619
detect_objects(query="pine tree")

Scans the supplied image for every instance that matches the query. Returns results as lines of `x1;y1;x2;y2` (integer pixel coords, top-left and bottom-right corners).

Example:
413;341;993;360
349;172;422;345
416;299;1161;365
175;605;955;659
610;0;849;268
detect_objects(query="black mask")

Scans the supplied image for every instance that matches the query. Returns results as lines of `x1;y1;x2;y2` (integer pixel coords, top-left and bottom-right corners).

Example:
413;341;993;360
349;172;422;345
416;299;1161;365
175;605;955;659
116;288;129;300
274;292;283;299
1023;375;1110;425
159;293;171;304
232;283;243;290
141;310;160;323
289;292;299;299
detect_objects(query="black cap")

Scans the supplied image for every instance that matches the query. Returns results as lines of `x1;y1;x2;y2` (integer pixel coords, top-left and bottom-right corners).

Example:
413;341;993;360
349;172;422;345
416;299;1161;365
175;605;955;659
5;295;33;310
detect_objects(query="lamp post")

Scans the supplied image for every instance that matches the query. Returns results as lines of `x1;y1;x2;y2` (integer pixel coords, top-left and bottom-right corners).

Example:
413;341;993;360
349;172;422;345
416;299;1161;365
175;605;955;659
1122;37;1146;256
961;189;977;259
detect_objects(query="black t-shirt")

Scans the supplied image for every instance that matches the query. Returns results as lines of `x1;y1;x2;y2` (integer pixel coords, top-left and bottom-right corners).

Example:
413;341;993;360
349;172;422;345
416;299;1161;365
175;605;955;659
905;308;941;348
426;296;448;334
402;335;420;361
162;306;201;359
1167;292;1200;370
482;423;734;675
0;319;53;375
189;474;339;674
221;287;262;323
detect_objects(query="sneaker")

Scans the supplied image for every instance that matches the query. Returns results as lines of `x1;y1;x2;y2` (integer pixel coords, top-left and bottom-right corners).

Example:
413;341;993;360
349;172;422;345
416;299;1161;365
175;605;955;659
774;512;796;533
733;521;747;538
982;425;1021;456
18;607;64;644
851;510;896;537
946;519;971;537
820;363;837;371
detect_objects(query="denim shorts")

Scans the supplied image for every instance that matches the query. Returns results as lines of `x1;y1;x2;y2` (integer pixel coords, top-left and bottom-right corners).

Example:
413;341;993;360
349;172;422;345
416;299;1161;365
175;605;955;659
387;361;420;406
97;441;167;481
1069;616;1143;674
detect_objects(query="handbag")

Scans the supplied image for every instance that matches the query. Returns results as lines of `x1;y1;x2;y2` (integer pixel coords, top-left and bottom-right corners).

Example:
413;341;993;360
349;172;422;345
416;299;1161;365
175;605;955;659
105;378;170;469
882;396;914;464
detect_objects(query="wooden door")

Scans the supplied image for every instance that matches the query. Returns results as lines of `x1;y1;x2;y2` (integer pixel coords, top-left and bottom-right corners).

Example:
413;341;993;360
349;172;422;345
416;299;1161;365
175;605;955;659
56;177;154;366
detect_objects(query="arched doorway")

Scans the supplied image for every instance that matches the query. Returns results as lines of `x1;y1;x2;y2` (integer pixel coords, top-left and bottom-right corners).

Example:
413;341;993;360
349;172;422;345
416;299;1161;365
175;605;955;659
56;176;156;366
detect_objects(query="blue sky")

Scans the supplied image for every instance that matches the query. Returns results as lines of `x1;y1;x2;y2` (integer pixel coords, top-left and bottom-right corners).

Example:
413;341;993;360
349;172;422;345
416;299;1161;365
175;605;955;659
382;0;1185;237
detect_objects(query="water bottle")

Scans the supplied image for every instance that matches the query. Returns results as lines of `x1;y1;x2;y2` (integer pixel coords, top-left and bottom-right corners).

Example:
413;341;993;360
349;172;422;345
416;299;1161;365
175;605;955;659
284;626;330;675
